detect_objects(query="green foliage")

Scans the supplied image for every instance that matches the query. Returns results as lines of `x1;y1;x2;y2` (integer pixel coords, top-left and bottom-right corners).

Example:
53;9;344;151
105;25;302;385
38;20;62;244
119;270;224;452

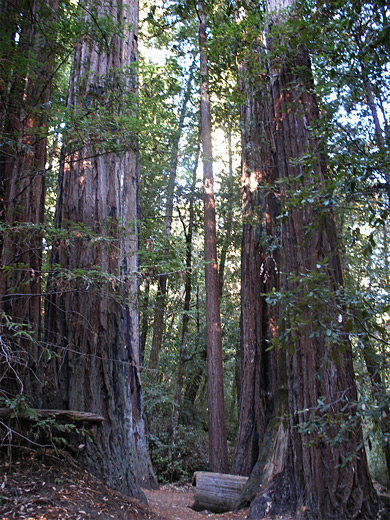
2;0;389;488
143;381;209;482
0;394;92;453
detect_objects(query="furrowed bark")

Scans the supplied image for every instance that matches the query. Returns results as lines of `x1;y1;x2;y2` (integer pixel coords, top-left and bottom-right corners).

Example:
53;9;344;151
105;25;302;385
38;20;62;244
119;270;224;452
244;1;379;517
232;4;279;476
0;0;58;402
43;0;156;496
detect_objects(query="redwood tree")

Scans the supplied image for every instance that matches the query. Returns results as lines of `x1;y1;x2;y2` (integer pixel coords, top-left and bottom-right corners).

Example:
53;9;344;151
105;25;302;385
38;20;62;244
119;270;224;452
43;0;156;497
240;0;378;518
232;6;279;476
198;0;229;473
0;0;57;402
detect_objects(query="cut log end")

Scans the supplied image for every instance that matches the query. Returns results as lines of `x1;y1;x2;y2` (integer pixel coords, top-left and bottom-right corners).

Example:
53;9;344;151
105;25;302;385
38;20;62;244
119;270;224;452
192;471;248;513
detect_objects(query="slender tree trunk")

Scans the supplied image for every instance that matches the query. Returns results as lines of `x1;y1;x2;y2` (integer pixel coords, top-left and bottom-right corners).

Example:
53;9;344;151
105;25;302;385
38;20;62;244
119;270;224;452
198;0;229;474
358;57;390;204
218;131;234;298
43;0;156;496
148;275;167;378
183;284;206;406
140;275;150;365
169;143;199;460
244;1;378;517
0;0;57;402
147;63;195;380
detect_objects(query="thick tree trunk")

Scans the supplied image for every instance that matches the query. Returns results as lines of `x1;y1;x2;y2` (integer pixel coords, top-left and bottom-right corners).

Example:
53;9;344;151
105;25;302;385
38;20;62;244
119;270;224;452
43;0;156;497
244;1;379;517
232;17;279;476
277;49;377;520
0;0;57;402
237;355;291;517
198;0;229;474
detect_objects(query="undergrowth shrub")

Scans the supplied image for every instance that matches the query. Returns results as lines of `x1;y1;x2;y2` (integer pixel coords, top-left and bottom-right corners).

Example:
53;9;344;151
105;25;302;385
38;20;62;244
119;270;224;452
143;381;209;483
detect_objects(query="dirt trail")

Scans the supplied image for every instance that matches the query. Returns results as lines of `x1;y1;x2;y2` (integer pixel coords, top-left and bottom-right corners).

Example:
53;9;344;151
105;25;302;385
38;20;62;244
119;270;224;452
143;485;249;520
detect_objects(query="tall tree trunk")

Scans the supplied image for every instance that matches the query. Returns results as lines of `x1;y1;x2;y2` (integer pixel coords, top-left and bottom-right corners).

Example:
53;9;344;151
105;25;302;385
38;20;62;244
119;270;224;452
232;11;279;476
358;57;390;204
43;0;156;497
140;275;150;366
168;143;199;461
0;0;57;402
218;130;234;298
147;63;195;380
244;1;378;517
198;0;229;474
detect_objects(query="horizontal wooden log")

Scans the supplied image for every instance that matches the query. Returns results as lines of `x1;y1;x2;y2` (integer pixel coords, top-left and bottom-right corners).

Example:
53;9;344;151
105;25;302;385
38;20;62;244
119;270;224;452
0;408;105;423
192;471;248;513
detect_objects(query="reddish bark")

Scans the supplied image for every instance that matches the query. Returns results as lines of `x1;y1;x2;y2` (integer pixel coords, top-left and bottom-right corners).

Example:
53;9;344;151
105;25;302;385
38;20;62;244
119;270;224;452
198;0;229;474
0;0;57;401
232;25;279;477
244;1;378;517
43;0;156;497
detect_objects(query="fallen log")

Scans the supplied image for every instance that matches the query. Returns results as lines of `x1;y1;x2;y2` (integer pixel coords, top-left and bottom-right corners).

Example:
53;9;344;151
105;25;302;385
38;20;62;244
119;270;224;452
192;471;248;513
0;408;105;423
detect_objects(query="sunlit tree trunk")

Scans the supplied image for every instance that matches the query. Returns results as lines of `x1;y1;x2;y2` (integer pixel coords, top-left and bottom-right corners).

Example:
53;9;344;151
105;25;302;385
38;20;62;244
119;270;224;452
0;0;57;402
43;0;156;497
218;130;234;298
139;275;150;365
198;0;229;474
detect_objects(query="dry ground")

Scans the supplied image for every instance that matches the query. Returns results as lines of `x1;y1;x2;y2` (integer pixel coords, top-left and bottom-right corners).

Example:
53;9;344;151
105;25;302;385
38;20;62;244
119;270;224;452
0;452;251;520
144;485;249;520
5;453;385;520
0;452;161;520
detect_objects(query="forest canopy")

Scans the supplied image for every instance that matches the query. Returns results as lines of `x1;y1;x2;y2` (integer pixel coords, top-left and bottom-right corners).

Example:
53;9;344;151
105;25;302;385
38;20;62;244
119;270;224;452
0;0;389;518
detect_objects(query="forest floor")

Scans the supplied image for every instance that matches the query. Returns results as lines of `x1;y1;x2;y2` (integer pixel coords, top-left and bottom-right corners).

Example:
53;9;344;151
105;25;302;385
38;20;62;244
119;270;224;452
2;451;389;520
0;451;306;520
144;485;249;520
0;452;254;520
0;451;161;520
